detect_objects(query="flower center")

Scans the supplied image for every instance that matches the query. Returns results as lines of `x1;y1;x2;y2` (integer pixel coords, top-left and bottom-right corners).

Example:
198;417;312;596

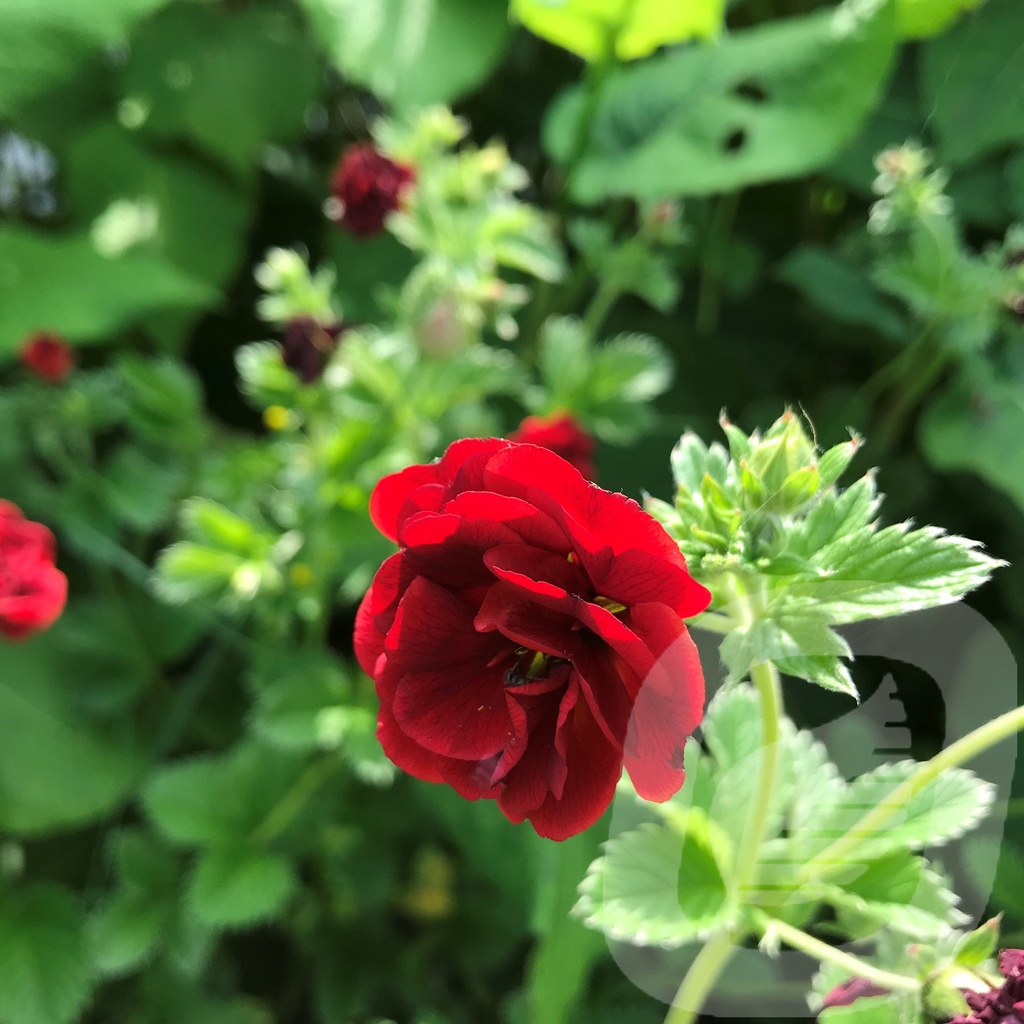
504;648;558;687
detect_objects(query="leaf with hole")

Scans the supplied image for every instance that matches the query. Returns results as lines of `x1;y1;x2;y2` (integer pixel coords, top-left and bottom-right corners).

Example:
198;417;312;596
544;0;897;201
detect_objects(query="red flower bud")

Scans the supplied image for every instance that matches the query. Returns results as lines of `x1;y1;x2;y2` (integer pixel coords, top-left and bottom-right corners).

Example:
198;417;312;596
509;412;597;481
329;143;415;238
281;317;347;383
0;501;67;642
20;332;74;383
820;978;890;1009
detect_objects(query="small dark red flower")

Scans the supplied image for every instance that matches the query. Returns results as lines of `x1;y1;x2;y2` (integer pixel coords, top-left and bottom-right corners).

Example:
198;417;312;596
20;332;74;383
0;501;67;642
281;317;347;383
330;143;415;238
509;412;597;481
951;949;1024;1024
821;978;890;1009
355;438;710;840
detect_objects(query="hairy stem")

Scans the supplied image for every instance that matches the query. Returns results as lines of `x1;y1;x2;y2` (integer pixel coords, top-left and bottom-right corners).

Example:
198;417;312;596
800;703;1024;883
251;755;339;845
664;652;784;1024
664;928;737;1024
754;913;920;993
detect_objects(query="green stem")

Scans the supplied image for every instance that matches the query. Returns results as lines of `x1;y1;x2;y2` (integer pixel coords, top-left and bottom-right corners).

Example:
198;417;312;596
754;913;920;993
687;611;735;635
732;659;783;901
581;280;622;341
873;339;952;451
664;654;784;1024
695;192;741;339
664;928;738;1024
799;703;1024;884
250;755;338;845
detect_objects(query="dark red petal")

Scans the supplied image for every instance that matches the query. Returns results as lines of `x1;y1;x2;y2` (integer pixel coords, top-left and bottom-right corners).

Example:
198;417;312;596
383;576;504;670
437;754;504;801
621;604;705;802
392;664;511;760
399;512;521;591
525;696;623;841
582;544;711;620
353;553;410;676
440;437;514;494
443;491;567;551
483;443;593;516
498;680;578;820
376;701;444;784
483;544;587;597
474;582;580;659
370;464;442;542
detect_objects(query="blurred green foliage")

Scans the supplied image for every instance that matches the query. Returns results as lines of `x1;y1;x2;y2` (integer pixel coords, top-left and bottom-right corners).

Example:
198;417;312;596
1;0;1023;1021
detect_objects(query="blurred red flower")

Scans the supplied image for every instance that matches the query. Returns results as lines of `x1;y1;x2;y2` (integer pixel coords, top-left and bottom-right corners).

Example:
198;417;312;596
509;412;596;480
282;316;347;383
330;143;415;238
20;332;74;383
355;438;710;840
952;949;1024;1024
0;501;68;642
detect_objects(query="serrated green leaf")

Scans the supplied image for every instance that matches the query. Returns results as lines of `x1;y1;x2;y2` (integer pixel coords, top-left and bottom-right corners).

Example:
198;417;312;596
794;761;995;865
0;884;94;1024
102;444;186;531
671;433;731;495
954;918;1000;967
153;542;246;604
574;813;735;947
91;890;169;976
143;744;303;847
544;0;896;201
820;852;964;940
786;520;1001;623
188;847;297;929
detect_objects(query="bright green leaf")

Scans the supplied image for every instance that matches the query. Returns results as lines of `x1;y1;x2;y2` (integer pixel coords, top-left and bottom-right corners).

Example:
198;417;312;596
897;0;984;37
545;0;896;201
0;884;94;1024
513;0;724;62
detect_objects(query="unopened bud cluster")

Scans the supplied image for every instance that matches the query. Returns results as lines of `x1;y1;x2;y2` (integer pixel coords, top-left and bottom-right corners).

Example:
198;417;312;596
647;410;860;578
868;141;952;235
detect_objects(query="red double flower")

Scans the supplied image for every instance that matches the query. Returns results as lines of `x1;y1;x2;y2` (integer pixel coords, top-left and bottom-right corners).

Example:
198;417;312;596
355;439;710;840
0;501;68;642
509;412;597;481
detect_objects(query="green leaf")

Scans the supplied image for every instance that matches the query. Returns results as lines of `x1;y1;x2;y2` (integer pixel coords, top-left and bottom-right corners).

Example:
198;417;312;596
794;761;994;863
91;830;182;976
0;228;213;355
302;0;510;112
0;0;164;116
574;812;735;947
513;0;724;62
187;847;297;929
143;744;303;847
0;637;142;834
0;884;94;1024
897;0;983;37
920;366;1024;512
66;124;250;306
920;0;1024;165
120;5;320;177
954;917;1000;967
544;0;896;201
102;444;187;531
776;244;908;341
820;852;964;940
250;651;352;753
